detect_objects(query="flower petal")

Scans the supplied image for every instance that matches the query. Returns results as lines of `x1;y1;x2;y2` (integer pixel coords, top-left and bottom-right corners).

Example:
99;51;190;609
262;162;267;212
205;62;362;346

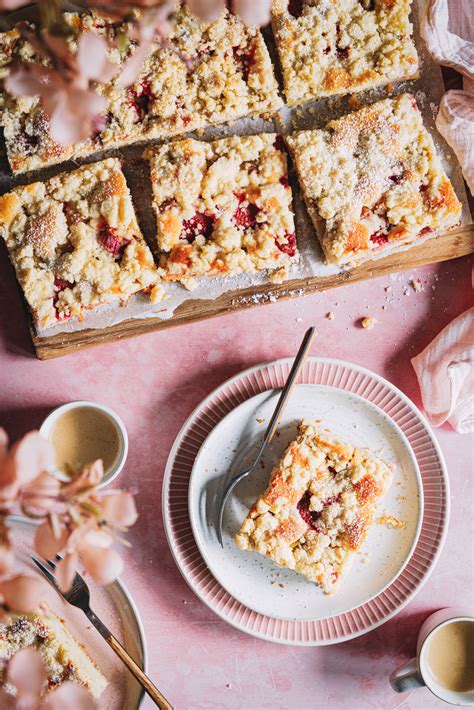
232;0;271;26
62;460;104;497
79;529;113;550
186;0;226;23
0;574;45;614
117;41;153;87
48;90;106;145
0;428;8;459
78;33;117;83
81;546;123;586
44;681;97;710
0;533;15;576
2;431;55;488
7;647;46;698
34;520;69;560
55;552;79;592
5;66;51;99
22;471;60;514
100;492;138;528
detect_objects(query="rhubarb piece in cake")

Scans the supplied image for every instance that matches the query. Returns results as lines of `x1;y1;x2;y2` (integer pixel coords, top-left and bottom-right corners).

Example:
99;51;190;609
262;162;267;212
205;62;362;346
0;6;281;174
144;133;296;288
287;94;462;266
271;0;419;106
0;158;163;328
235;421;393;594
0;605;107;699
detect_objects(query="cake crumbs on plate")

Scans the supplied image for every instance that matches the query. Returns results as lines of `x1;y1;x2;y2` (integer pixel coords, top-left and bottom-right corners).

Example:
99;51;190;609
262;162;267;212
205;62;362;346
326;311;335;320
378;514;405;529
360;316;377;330
256;418;265;424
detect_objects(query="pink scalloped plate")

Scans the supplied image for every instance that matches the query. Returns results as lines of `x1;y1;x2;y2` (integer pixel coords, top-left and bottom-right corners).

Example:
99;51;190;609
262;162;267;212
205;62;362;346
162;357;449;645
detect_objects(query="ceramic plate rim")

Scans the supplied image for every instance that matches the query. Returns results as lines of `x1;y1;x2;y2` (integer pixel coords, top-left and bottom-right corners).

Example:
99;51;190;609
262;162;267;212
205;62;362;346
162;357;450;646
188;383;424;619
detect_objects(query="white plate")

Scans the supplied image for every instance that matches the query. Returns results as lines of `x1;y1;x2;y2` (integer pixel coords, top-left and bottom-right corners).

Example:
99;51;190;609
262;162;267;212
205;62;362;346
6;517;146;708
163;357;449;645
188;384;423;621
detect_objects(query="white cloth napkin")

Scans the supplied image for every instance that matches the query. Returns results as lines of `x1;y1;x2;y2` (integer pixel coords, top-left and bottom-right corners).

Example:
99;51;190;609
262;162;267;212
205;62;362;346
421;0;474;194
411;308;474;433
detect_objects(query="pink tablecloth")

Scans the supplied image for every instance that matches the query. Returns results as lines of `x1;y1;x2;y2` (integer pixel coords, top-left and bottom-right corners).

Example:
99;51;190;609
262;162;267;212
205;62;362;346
0;252;473;709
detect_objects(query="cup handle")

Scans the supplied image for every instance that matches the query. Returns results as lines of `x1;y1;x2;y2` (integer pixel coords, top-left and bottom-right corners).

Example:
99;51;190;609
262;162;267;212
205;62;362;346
390;658;425;693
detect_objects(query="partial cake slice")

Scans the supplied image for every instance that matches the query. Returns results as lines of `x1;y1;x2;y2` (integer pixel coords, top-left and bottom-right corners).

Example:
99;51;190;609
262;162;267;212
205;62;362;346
144;133;297;288
0;6;281;174
235;421;393;594
0;157;163;328
287;94;462;266
272;0;419;106
0;604;107;699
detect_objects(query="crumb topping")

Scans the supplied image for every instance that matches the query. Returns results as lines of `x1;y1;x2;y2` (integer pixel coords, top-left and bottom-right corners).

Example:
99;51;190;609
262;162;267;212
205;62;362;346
272;0;419;106
0;6;281;173
144;133;296;288
287;94;462;266
235;421;393;594
0;158;163;327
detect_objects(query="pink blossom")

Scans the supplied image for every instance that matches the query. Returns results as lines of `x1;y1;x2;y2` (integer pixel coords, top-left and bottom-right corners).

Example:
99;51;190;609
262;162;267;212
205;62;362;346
1;647;96;709
0;429;55;505
100;491;138;527
5;33;116;146
231;0;271;25
186;0;226;22
61;459;103;497
0;574;46;614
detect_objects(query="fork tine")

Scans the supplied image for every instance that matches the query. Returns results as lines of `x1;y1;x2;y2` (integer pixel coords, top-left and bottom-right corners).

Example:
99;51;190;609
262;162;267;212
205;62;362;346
31;556;64;598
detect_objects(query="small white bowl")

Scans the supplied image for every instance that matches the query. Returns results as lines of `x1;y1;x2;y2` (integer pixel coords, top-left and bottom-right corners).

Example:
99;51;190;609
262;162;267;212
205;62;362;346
40;400;128;488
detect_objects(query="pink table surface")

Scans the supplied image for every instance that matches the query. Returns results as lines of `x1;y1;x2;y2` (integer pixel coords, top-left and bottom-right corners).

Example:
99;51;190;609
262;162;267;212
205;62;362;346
0;252;473;710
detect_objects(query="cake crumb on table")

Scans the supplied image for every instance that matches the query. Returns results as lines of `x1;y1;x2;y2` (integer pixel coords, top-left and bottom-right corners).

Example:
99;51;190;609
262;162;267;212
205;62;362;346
360;316;377;330
411;278;423;292
326;311;335;321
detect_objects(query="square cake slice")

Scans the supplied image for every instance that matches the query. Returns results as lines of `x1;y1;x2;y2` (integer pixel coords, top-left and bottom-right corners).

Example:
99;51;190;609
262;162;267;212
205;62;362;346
287;94;462;266
0;605;107;699
0;6;281;174
0;158;163;328
235;421;393;594
144;133;297;288
271;0;419;106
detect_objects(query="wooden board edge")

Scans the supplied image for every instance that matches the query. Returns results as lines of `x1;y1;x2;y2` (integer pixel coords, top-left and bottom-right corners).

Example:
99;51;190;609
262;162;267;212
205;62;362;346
30;225;474;360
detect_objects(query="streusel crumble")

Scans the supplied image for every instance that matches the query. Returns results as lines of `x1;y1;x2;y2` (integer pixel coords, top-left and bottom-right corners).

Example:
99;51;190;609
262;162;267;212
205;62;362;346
0;6;281;173
272;0;419;105
144;133;297;288
287;94;462;266
0;158;163;328
236;421;393;594
0;606;107;699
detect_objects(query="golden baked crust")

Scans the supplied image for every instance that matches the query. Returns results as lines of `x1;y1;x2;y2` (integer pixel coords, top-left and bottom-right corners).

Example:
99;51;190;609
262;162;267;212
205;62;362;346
0;605;107;699
235;421;393;594
271;0;419;106
0;157;163;328
0;7;281;174
287;94;462;265
144;133;296;288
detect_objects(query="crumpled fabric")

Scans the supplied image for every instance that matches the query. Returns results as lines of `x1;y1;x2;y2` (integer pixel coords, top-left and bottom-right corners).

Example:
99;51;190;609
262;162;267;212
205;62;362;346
411;308;474;433
421;0;474;194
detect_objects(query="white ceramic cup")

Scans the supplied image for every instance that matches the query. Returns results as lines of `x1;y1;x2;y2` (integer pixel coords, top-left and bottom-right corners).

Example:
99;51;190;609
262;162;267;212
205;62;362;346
390;608;474;705
40;400;128;488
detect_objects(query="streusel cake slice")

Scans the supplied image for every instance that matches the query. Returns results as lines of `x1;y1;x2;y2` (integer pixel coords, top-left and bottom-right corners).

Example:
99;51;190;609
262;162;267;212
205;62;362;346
287;94;462;266
236;422;393;594
0;6;281;174
144;133;297;288
0;605;107;699
272;0;419;106
0;158;163;328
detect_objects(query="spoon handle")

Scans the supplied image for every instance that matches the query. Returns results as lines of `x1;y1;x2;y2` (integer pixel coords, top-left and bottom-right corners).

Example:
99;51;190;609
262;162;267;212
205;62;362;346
254;327;316;462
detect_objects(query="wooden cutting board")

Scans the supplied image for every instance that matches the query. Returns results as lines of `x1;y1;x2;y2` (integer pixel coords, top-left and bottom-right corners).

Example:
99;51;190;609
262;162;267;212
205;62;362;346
29;223;474;359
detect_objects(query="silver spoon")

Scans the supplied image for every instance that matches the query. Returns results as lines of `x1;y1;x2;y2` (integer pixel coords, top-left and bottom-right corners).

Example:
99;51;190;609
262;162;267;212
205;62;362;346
216;326;316;547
